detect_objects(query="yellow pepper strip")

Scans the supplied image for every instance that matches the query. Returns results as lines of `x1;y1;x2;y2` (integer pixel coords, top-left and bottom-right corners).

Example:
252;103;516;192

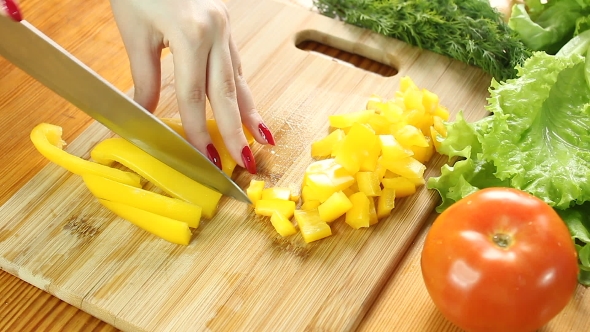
311;129;345;158
246;179;265;205
30;123;141;187
368;198;379;225
317;191;353;223
160;118;254;176
97;199;192;245
329;110;375;129
379;156;426;180
254;199;296;219
294;209;332;243
270;211;298;237
301;200;321;211
82;174;201;228
381;177;417;198
90;138;221;219
355;171;382;197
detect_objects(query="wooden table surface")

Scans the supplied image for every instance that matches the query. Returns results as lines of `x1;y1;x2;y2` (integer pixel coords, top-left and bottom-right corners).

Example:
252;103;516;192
0;0;588;331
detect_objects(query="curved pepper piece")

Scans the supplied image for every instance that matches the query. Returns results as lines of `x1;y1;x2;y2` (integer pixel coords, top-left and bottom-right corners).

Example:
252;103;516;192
98;199;192;245
160;118;255;176
30;123;141;187
90;138;221;219
82;174;201;228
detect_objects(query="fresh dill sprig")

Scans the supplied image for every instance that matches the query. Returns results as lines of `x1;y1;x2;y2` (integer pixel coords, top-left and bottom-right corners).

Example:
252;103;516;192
313;0;532;82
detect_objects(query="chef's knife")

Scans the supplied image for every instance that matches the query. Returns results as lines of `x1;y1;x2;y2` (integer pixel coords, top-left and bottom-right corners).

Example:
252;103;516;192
0;17;251;204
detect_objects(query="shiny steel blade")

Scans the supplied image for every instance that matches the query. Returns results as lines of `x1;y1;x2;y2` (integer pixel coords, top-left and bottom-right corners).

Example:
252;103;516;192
0;17;251;203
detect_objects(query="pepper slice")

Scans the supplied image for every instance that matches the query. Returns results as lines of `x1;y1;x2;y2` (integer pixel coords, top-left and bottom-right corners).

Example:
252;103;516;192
82;174;201;228
30;123;141;187
90;138;222;219
98;199;192;245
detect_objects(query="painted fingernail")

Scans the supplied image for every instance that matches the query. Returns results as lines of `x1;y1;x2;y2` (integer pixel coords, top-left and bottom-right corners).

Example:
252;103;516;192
2;0;23;22
206;144;223;170
258;122;276;146
241;146;257;174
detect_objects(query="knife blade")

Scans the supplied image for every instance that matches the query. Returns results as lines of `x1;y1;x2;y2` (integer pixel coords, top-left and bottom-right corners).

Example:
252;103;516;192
0;17;251;204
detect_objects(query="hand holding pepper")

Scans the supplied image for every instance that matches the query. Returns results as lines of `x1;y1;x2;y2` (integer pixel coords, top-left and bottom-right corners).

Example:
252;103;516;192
109;0;274;174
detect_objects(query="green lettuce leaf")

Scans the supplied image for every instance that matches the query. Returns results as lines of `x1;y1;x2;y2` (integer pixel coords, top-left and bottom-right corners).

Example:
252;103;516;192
509;0;590;54
556;203;590;286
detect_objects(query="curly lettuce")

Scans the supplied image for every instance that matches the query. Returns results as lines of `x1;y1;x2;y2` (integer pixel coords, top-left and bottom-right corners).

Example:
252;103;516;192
508;0;590;54
428;34;590;285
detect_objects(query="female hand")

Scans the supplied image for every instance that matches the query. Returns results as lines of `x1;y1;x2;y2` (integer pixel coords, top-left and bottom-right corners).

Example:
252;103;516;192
110;0;274;174
0;0;22;21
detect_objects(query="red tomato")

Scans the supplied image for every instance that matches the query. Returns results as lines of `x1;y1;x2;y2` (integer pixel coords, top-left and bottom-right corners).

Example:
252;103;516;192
421;187;579;332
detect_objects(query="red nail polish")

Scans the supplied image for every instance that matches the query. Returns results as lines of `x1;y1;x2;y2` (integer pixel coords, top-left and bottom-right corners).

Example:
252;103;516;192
2;0;23;22
241;146;257;174
206;144;223;170
258;123;276;146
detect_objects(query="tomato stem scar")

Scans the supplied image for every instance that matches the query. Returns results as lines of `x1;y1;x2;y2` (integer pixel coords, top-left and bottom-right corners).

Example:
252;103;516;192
493;233;512;248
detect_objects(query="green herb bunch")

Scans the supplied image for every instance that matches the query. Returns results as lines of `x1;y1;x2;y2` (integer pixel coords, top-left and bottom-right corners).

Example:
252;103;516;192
313;0;532;81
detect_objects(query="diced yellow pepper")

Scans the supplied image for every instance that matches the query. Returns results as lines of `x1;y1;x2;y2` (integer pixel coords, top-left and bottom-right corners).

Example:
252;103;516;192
335;122;377;174
399;76;418;93
433;105;450;121
301;200;321;210
261;187;292;201
30;123;141;187
403;89;425;113
379;156;426;179
311;129;345;158
377;188;396;219
394;125;429;148
410;137;435;164
329;110;375;129
368;197;379;225
294;209;332;243
432;115;447;137
302;159;355;202
381;176;417;198
270;212;298;237
317;191;353;223
345;192;371;229
82;174;201;228
98;199;192;245
366;94;385;112
341;187;357;197
359;141;381;172
422;88;439;113
355;171;382;197
379;135;413;160
255;199;296;219
365;114;391;134
91;138;222;219
381;102;405;124
246;179;265;205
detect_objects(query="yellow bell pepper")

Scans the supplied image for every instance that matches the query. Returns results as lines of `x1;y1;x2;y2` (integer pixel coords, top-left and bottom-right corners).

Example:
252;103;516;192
345;192;371;229
301;200;321;211
368;197;379;225
410;137;435;164
30;123;141;187
381;176;417;198
317;191;353;223
254;199;296;219
294;209;332;243
82;174;201;228
302;158;355;203
355;171;382;197
422;88;440;114
432;115;448;136
261;187;292;201
403;89;425;113
399;75;418;93
90;138;221;219
311;129;345;158
393;124;429;148
379;135;413;160
161;118;254;176
379;156;426;180
246;179;265;205
329;110;375;129
98;199;192;245
377;188;396;219
335;122;377;174
270;211;298;237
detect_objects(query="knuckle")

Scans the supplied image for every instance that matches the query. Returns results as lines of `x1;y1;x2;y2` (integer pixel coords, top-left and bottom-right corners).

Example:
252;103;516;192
178;86;207;105
218;78;237;99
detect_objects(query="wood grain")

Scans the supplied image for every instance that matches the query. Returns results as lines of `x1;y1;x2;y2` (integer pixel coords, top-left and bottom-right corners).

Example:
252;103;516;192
0;0;588;332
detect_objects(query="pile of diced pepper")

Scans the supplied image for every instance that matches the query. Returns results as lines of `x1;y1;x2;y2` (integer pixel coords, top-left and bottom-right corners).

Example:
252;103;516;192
249;76;449;243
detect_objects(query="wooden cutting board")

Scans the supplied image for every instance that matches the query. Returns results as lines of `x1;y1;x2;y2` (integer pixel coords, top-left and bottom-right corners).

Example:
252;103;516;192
0;0;492;331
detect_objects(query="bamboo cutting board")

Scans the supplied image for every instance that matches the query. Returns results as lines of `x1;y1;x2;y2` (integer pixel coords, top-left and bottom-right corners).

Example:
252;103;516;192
0;0;493;331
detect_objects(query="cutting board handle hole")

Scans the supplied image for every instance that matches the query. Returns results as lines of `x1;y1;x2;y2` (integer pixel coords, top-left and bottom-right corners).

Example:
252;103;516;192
295;30;398;77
